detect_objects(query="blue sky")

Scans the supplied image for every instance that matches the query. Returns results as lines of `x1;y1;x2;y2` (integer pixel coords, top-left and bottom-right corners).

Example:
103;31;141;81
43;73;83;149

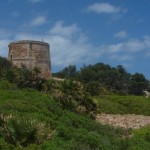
0;0;150;79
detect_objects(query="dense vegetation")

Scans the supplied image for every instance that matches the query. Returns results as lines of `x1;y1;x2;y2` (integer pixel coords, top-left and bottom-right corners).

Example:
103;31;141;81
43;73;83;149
0;56;12;78
0;56;150;149
0;82;128;149
53;64;150;95
1;81;150;149
1;56;150;96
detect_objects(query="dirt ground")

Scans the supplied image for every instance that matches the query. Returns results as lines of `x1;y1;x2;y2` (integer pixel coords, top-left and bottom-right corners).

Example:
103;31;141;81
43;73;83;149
96;113;150;129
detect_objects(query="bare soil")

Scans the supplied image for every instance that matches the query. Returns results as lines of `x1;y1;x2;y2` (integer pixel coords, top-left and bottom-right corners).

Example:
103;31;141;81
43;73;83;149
96;113;150;129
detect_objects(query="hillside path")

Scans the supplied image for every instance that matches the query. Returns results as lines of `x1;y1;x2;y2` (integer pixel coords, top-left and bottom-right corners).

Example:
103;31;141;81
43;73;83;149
96;113;150;129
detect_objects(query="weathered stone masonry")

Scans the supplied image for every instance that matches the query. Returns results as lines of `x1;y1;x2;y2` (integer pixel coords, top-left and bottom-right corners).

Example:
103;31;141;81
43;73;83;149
8;40;52;79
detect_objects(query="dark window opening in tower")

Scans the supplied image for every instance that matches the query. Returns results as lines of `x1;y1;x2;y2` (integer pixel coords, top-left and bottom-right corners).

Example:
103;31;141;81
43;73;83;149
11;55;12;60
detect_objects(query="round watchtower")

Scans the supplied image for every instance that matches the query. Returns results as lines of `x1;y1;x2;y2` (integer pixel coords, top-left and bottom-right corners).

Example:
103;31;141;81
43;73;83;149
8;40;51;79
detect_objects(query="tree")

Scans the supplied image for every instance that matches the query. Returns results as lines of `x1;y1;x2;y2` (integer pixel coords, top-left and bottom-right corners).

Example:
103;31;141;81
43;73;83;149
77;63;131;94
129;73;149;95
114;65;131;94
53;65;77;79
77;65;96;83
5;66;45;90
85;81;102;96
0;56;12;78
53;63;150;95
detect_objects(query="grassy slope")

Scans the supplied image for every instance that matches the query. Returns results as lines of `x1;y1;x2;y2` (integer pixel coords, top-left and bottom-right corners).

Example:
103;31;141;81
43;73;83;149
0;82;150;149
0;87;127;150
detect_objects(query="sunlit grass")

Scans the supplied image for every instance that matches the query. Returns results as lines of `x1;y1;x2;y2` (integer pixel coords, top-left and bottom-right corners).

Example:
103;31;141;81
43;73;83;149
95;95;150;115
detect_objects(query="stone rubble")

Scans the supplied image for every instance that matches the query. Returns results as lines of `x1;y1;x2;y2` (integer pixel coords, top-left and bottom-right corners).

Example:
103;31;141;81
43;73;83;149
96;113;150;129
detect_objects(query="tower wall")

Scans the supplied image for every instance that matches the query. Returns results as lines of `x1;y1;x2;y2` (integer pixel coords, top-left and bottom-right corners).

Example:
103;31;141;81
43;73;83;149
8;40;51;79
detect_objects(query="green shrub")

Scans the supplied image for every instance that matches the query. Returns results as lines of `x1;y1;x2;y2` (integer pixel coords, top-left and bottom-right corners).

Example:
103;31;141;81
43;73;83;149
85;81;103;96
0;80;17;90
49;80;97;116
0;113;54;147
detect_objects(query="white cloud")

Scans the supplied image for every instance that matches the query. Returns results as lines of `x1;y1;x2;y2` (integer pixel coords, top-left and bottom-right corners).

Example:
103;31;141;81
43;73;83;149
87;3;121;14
93;37;150;64
107;43;123;53
49;35;92;67
12;22;94;67
50;21;80;37
104;39;146;54
125;39;145;52
1;21;150;70
30;16;47;27
114;31;127;38
48;23;93;66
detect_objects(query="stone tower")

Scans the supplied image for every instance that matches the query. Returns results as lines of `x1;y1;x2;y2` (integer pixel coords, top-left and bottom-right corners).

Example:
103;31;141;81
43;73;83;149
8;40;51;79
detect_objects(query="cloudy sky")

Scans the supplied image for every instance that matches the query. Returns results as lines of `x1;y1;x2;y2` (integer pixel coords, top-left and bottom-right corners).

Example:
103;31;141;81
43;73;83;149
0;0;150;79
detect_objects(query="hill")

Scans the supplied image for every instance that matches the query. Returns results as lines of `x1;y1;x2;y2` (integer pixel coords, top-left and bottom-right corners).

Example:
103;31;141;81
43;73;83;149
1;57;150;149
0;81;127;150
0;81;150;149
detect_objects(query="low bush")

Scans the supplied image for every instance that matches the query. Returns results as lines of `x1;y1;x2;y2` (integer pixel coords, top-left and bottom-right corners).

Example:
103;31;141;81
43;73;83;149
46;80;97;117
0;113;54;147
